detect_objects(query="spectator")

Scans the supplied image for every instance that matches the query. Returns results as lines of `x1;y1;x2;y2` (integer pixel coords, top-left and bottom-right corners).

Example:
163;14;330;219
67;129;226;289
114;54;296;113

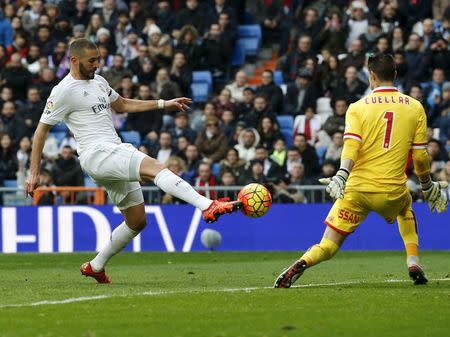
0;9;13;49
36;169;55;205
372;36;390;54
427;139;448;177
340;39;365;72
194;162;217;200
271;174;305;204
220;109;236;145
195;116;228;163
285;146;304;176
174;135;189;161
280;35;314;83
318;54;340;95
126;84;162;139
37;67;58;101
128;45;156;83
293;106;321;146
234;128;260;162
322;98;347;137
174;0;207;36
359;18;383;53
58;130;78;154
95;27;116;54
18;86;45;136
16;135;31;188
184;144;201;181
257;69;283;114
116;74;136;99
52;145;84;187
151;67;182;101
72;24;86;39
206;0;237;29
0;45;8;69
293;7;322;52
156;131;175;165
292;133;321;179
161;156;189;204
170;52;192;97
34;25;56;57
128;0;146;32
1;53;33;101
285;68;321;116
254;145;283;180
235;87;255;121
424;68;449;110
156;1;176;35
270;138;287;167
333;65;367;104
217;169;237;200
200;23;232;78
245;159;267;185
225;70;248;103
85;14;103;42
391;27;405;52
244;95;273;128
21;0;44;35
346;1;368;50
214;88;235;118
430;82;450;128
404;32;429;85
0;101;27;146
393;50;408;91
421;18;441;50
318;11;347;55
324;131;344;165
0;86;13;108
288;162;309;192
119;29;142;65
71;0;91;28
166;111;197;145
219;148;246;185
0;133;18;183
217;12;237;48
437;160;450;185
6;31;28;61
257;116;282;152
175;25;202;70
113;10;132;50
148;24;173;69
191;102;217;133
379;2;401;35
95;0;119;30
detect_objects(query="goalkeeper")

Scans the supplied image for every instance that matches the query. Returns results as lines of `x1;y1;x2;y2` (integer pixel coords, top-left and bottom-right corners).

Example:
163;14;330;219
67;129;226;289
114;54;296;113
274;54;448;288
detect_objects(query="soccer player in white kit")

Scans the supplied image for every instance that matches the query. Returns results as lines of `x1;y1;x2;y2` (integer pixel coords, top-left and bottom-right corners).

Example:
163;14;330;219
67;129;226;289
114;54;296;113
25;39;242;284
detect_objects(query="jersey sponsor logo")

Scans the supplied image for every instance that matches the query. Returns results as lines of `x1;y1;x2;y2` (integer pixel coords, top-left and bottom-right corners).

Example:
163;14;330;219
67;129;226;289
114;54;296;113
338;209;360;224
91;96;110;114
44;99;55;114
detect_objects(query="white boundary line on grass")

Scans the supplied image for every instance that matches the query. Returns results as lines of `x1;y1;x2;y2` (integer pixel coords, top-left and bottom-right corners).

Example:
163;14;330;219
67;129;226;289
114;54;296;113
1;278;449;309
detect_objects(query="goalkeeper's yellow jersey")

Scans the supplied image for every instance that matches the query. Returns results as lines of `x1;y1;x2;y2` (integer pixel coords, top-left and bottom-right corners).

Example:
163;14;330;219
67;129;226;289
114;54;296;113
343;86;427;194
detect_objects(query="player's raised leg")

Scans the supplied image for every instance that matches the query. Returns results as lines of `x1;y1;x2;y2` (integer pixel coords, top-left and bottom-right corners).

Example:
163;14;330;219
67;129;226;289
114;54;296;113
81;195;146;283
139;156;242;223
274;226;346;288
397;209;427;285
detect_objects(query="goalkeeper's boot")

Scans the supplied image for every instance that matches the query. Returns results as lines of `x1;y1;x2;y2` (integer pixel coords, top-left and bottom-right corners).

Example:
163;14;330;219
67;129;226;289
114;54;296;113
80;261;112;284
202;198;243;224
274;260;307;288
408;264;428;285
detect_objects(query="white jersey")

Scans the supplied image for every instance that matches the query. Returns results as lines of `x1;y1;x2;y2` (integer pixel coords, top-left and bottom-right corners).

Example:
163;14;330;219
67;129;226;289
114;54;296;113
40;74;121;155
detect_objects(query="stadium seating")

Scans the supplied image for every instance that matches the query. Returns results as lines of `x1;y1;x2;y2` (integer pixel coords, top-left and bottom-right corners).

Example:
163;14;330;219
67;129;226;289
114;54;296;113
212;162;220;177
274;71;284;86
238;25;262;42
191;71;213;102
52;122;69;133
231;40;246;66
84;176;97;187
277;116;294;147
237;25;262;56
3;179;17;188
51;131;67;145
120;131;141;147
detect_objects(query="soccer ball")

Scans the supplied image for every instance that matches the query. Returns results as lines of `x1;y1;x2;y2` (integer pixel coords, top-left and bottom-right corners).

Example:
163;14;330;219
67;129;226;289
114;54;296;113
237;183;272;218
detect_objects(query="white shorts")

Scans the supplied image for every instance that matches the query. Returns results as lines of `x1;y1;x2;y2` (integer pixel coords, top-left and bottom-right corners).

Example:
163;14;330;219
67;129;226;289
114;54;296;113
80;142;146;209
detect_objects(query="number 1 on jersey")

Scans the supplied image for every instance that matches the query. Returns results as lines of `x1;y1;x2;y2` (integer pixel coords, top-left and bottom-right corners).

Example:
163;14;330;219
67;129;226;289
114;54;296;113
382;111;394;149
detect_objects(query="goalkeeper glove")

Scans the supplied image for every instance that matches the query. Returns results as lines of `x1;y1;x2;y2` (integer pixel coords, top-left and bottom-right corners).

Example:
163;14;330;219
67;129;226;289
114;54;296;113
319;168;349;199
421;178;449;213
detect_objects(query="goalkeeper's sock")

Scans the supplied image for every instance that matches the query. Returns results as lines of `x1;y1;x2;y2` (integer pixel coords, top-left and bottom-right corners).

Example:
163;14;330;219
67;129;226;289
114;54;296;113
397;210;420;267
154;168;212;211
300;238;340;267
90;221;138;272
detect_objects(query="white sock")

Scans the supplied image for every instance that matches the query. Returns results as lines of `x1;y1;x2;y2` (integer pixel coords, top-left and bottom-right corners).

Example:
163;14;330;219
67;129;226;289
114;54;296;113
154;168;212;210
407;255;420;267
90;221;138;272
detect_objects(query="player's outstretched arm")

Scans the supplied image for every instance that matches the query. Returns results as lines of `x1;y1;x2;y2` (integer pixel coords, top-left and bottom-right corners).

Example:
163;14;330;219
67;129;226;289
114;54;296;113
25;122;52;197
111;96;192;113
413;149;448;213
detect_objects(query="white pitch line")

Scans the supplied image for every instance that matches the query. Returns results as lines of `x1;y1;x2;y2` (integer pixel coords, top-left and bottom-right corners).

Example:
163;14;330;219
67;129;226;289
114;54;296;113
1;278;449;309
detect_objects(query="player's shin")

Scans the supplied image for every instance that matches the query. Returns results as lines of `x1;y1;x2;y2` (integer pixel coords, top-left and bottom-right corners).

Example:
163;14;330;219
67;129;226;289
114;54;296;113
90;221;138;272
154;168;212;210
300;238;340;267
397;211;420;267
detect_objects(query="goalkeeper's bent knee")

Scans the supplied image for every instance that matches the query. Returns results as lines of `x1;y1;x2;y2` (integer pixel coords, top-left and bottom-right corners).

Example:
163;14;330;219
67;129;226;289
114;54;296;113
300;238;340;267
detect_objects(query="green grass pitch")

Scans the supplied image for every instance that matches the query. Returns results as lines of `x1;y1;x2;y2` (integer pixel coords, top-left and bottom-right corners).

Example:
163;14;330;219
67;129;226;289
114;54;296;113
0;251;449;337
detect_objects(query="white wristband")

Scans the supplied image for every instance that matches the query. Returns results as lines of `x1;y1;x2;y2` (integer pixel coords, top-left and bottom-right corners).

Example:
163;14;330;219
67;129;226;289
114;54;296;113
157;99;165;109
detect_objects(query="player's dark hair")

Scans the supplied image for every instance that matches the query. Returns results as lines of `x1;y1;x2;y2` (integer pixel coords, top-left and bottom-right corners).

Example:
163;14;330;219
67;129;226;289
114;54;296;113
69;38;98;57
367;53;396;81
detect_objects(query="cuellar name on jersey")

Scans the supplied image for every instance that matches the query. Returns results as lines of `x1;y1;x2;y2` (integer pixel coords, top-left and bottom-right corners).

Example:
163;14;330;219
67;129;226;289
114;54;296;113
91;96;110;114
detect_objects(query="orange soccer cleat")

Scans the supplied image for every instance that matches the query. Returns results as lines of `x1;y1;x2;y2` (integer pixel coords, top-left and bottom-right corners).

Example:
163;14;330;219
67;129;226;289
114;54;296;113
80;261;112;284
202;198;243;223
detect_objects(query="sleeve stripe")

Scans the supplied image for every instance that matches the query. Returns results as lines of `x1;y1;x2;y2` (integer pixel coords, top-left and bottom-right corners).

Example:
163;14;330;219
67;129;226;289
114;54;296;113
412;142;427;146
412;145;427;149
108;89;112;96
343;133;362;142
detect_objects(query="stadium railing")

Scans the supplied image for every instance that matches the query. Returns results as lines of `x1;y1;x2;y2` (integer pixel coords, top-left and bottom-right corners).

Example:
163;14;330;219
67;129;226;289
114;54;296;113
0;185;329;205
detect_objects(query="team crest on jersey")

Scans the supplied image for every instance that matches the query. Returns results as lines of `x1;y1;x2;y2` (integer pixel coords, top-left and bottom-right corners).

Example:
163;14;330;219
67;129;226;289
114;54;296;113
44;100;55;114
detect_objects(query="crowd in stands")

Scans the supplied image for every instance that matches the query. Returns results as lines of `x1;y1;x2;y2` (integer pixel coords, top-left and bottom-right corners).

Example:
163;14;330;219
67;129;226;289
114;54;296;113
0;0;449;205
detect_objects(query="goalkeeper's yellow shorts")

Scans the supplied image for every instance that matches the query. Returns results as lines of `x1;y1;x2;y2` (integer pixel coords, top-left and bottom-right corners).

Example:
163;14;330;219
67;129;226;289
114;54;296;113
324;189;412;235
